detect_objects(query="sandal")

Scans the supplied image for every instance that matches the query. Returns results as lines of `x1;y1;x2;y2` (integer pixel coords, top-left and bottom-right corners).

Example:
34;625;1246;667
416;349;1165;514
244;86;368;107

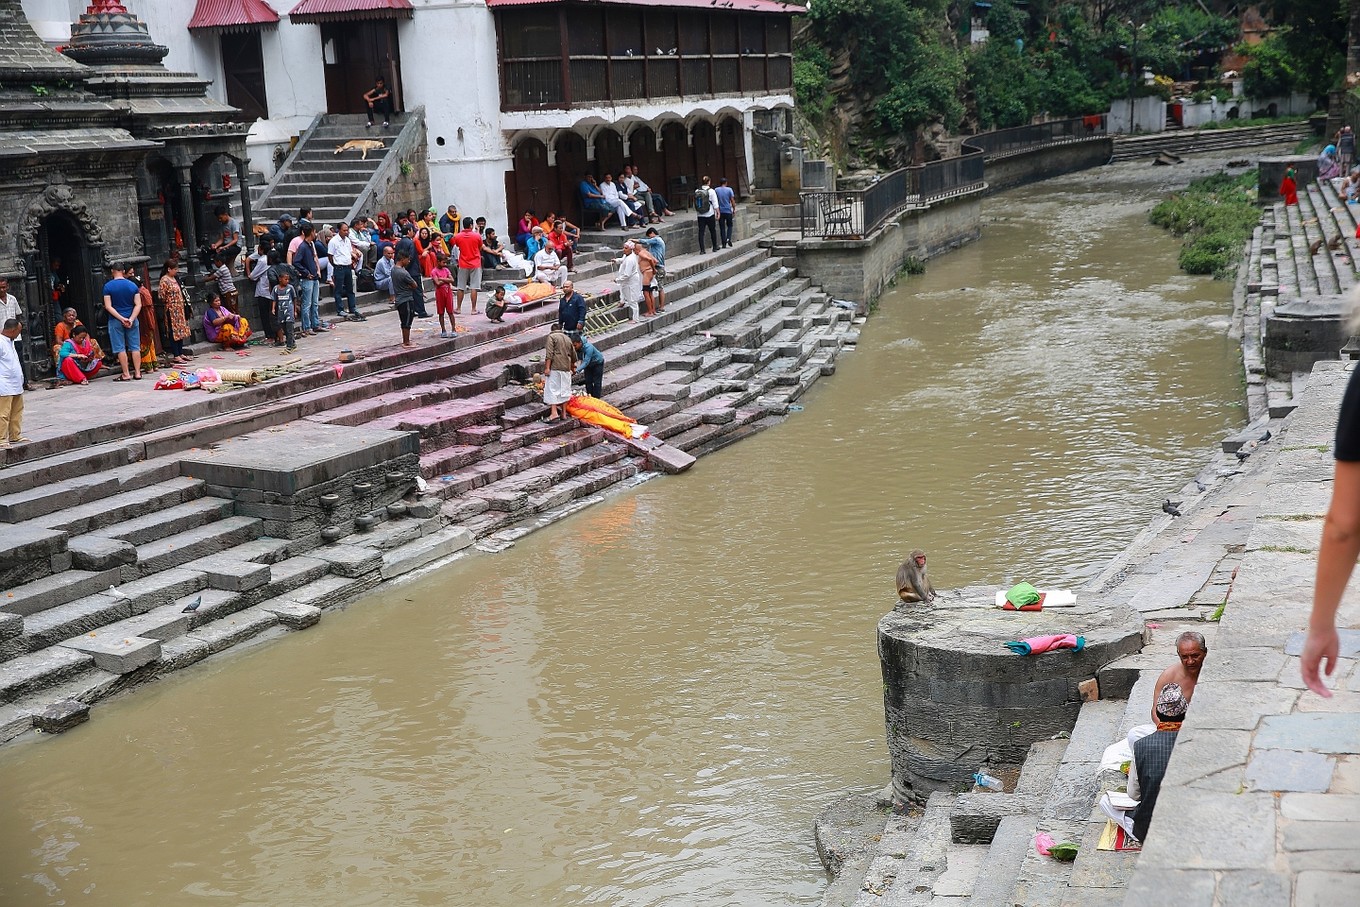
132;374;142;380
113;375;133;382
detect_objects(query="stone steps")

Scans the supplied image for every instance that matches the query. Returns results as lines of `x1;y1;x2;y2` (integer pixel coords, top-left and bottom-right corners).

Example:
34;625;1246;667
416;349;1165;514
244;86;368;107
0;216;848;746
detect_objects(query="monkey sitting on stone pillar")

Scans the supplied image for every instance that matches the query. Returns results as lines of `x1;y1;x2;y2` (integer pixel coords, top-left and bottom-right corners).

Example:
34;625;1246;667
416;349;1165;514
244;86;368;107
896;549;936;604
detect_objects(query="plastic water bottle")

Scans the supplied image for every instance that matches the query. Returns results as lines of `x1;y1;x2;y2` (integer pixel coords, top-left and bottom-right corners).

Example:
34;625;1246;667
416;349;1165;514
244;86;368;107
973;771;1003;791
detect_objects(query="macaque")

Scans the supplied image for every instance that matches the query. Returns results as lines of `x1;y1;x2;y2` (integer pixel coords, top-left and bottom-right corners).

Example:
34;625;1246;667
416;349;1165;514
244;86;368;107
897;549;936;603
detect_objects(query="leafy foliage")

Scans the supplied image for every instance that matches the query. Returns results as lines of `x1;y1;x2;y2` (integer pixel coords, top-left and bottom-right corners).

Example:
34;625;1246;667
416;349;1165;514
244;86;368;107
1150;171;1260;279
793;42;833;123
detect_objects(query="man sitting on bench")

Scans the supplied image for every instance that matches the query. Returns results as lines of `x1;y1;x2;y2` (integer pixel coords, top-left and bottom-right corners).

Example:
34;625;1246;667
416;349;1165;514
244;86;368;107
579;175;614;229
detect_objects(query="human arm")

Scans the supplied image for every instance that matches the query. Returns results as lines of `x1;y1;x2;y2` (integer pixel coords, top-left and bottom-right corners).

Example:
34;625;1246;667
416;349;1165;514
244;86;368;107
1149;668;1170;724
1303;458;1360;696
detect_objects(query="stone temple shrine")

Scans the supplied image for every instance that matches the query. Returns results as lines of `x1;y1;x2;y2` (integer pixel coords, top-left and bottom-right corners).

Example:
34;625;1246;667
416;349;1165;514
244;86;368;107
0;0;251;379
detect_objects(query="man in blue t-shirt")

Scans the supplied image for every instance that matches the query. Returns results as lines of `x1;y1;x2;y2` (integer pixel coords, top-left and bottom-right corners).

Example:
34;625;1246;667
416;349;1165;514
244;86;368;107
102;264;142;381
715;177;737;249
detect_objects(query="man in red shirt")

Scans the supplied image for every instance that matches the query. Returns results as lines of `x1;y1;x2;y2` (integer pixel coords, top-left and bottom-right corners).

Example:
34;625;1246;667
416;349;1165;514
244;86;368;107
452;217;484;315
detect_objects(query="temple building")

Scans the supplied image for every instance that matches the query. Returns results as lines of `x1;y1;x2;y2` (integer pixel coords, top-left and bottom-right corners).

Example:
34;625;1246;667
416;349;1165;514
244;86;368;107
24;0;798;229
1;0;251;378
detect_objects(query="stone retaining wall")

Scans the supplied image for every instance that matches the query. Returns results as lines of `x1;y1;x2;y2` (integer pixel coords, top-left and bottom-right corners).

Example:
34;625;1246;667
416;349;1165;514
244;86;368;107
981;138;1113;194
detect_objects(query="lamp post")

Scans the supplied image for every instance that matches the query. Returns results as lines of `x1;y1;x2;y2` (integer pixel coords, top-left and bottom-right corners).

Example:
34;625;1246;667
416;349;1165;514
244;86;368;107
1127;20;1142;134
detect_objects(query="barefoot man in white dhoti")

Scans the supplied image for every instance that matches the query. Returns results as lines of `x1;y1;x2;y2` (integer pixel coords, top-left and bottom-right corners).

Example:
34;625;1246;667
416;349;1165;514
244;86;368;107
543;323;576;422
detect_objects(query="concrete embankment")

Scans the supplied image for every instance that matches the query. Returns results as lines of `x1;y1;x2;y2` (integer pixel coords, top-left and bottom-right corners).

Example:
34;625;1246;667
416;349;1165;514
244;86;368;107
0;212;859;745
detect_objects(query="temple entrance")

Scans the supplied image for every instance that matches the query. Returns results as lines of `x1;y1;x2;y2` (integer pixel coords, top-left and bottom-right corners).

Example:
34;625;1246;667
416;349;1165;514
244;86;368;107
321;21;402;115
32;214;101;378
555;133;588;221
510;138;553;222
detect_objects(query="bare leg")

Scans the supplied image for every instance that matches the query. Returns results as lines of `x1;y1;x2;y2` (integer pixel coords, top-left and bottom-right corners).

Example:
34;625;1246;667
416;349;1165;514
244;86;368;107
470;290;478;314
455;288;464;314
117;351;130;379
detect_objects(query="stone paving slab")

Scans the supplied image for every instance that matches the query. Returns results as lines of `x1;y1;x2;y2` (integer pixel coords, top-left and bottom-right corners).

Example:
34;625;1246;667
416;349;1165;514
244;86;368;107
1124;360;1360;905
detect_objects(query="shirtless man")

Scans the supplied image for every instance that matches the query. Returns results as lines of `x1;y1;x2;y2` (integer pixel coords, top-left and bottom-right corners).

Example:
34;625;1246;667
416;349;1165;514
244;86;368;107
1148;631;1207;724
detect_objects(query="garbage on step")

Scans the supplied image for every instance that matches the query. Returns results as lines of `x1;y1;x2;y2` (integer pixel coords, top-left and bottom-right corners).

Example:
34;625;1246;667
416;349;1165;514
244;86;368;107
972;770;1003;791
1003;634;1086;656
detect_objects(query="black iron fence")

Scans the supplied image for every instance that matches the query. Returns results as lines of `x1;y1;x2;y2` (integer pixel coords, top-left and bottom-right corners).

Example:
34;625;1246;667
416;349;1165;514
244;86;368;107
963;115;1108;157
800;115;1107;239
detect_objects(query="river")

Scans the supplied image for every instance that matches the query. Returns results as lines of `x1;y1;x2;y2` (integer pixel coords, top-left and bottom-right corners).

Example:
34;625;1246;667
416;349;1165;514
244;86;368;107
0;157;1246;906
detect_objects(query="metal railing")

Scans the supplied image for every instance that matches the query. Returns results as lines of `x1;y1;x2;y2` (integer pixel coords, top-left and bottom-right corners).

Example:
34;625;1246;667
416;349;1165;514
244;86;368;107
800;115;1107;239
799;149;985;239
964;114;1108;157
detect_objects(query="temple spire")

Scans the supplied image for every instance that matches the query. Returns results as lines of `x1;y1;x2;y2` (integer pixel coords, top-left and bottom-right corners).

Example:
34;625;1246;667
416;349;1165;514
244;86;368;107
63;0;168;66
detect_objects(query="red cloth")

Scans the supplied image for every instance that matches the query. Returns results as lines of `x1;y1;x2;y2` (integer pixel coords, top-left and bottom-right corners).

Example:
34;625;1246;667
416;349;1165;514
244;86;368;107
60;357;101;383
1281;176;1299;206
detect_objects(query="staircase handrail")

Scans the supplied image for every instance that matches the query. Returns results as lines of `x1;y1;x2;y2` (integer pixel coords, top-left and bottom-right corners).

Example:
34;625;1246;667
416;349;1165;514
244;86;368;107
345;106;427;225
254;112;326;215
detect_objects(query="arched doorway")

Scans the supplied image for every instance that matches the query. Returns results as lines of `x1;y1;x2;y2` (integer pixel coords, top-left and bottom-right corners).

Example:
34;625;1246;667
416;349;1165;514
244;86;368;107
510;138;555;225
661;122;694;207
719;116;747;194
32;213;101;378
692;120;721;186
593;129;626;181
628;125;664;193
555;132;589;222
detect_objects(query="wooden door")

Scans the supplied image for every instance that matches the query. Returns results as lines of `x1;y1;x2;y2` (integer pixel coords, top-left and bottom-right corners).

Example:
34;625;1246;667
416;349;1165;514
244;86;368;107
555;132;589;219
628;126;664;194
692;120;721;184
594;130;626;179
661;121;694;205
719;116;747;195
220;31;268;121
322;21;402;115
512;138;555;221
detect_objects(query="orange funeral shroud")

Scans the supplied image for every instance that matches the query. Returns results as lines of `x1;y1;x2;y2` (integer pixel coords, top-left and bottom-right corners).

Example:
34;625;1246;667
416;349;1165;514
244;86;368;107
565;395;648;439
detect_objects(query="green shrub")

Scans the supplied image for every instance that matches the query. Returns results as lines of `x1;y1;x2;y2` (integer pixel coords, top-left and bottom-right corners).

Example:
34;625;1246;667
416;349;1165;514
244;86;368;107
1151;170;1259;279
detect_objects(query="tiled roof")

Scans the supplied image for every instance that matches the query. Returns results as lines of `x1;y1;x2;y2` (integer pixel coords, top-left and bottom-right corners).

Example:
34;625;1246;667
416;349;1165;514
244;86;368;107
187;0;280;31
288;0;413;22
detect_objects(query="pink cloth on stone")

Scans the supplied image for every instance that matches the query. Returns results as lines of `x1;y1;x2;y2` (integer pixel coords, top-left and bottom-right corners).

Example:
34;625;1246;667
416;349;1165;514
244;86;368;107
1021;634;1080;654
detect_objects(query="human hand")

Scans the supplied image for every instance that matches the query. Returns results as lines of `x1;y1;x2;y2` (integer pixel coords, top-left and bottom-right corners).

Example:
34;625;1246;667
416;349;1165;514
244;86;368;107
1300;624;1340;697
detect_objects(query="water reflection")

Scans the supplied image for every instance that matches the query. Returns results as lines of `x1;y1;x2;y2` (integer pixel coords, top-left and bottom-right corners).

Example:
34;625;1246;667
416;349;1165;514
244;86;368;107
0;159;1245;906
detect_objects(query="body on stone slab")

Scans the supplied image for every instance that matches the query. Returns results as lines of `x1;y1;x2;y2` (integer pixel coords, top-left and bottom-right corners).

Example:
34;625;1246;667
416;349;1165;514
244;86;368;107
896;549;936;603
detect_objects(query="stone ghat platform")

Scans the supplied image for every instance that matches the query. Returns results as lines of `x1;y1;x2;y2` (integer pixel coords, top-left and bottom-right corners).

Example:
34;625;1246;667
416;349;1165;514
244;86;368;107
879;586;1144;801
0;214;859;746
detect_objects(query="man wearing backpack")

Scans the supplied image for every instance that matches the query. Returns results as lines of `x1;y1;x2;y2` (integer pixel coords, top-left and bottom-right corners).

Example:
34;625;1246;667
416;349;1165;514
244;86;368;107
695;175;720;255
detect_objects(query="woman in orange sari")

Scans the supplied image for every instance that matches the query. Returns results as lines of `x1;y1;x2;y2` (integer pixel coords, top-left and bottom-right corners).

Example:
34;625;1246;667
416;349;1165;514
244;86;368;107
158;259;193;364
202;293;251;348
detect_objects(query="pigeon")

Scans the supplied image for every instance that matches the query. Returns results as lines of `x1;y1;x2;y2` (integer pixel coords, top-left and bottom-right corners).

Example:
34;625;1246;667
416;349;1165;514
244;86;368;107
1162;498;1182;517
1194;479;1208;492
106;585;130;600
1236;439;1259;462
181;595;203;614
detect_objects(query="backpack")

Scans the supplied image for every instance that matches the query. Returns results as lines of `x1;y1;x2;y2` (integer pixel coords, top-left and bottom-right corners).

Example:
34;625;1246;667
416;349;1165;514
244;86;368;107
693;188;711;214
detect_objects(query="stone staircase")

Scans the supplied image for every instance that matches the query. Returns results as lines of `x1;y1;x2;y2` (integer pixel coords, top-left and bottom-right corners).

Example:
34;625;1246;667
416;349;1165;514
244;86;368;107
253;112;418;227
1240;175;1360;418
1109;121;1312;163
0;222;858;744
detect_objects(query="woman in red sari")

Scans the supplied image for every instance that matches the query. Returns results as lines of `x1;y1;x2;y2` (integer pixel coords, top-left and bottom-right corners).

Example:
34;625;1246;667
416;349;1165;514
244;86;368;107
1280;166;1299;206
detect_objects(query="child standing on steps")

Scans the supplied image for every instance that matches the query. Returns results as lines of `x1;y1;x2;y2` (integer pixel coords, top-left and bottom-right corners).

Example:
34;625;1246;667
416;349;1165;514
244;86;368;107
431;252;455;338
271;270;298;353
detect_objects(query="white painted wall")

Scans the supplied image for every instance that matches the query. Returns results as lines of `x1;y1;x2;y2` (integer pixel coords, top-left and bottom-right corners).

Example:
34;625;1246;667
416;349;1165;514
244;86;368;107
401;0;508;228
1108;97;1165;134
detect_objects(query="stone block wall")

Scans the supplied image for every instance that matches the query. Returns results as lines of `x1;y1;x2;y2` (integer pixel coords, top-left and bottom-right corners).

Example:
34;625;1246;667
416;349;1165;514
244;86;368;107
982;139;1113;194
794;192;983;306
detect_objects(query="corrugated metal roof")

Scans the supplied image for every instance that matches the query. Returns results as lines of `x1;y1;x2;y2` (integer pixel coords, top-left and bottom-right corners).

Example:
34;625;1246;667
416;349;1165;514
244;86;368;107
187;0;280;31
288;0;414;22
485;0;801;12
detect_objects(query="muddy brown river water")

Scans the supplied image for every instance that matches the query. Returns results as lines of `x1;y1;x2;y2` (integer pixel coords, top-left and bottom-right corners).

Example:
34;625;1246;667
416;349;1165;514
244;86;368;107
0;158;1248;906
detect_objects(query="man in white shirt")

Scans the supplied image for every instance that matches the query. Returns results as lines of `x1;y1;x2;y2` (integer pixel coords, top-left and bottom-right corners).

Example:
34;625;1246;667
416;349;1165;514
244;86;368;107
533;244;566;288
0;278;30;391
327;222;364;321
599;174;637;230
621;166;672;221
0;318;28;447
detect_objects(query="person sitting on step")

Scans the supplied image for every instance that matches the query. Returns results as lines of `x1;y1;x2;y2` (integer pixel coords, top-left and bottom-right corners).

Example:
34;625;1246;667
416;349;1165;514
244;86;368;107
202;292;252;349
